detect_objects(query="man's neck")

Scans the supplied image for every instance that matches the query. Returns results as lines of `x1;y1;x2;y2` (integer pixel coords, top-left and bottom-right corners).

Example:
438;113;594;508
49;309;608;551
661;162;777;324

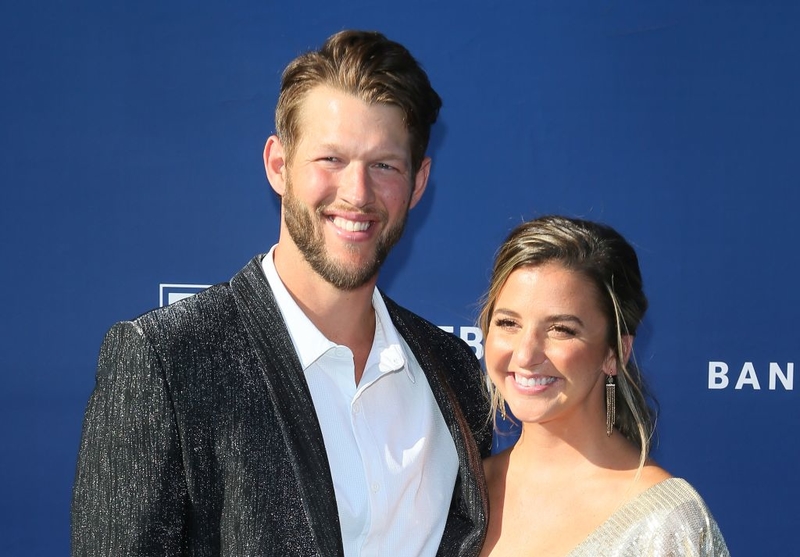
272;242;378;381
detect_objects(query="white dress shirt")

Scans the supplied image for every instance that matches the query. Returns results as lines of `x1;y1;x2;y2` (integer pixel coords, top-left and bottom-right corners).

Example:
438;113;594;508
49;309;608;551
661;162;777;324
261;247;458;557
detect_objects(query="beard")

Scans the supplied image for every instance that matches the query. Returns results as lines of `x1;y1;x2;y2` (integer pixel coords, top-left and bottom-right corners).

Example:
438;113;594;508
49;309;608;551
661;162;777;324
282;177;410;291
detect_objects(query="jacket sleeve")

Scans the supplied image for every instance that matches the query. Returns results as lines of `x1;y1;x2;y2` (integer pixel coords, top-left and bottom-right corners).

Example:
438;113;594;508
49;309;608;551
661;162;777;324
71;321;189;557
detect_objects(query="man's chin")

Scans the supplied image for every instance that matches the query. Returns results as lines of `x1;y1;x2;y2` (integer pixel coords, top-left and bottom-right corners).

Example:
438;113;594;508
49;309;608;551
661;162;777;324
304;249;377;290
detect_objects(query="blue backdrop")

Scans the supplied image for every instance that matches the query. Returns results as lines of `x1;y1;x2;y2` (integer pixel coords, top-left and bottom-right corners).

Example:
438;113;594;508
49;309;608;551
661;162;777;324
2;1;797;554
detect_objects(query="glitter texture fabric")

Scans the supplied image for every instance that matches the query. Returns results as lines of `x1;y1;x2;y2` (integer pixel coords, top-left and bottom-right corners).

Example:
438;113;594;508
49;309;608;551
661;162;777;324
569;478;730;557
72;255;491;556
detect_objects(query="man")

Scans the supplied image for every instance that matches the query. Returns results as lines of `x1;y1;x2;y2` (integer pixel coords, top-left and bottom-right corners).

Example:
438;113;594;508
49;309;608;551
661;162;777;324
72;30;490;556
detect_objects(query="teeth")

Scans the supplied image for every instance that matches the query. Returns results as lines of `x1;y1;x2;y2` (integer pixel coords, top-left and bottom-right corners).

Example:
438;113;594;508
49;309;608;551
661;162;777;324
514;374;557;388
332;216;370;232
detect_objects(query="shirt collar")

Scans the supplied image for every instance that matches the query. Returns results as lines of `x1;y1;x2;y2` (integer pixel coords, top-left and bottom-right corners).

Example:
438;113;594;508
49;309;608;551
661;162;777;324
261;246;334;370
371;286;413;381
260;246;412;380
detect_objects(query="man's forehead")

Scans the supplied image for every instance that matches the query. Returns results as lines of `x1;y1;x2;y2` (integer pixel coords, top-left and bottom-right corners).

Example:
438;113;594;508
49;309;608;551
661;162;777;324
293;86;411;146
296;85;405;122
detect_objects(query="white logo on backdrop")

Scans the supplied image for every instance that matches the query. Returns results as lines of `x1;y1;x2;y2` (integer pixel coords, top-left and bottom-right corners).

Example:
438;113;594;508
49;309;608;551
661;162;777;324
159;283;211;307
708;361;794;390
439;326;484;360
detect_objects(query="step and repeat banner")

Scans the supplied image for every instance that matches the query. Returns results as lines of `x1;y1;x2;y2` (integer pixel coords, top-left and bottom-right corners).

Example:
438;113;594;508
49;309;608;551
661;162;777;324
2;1;797;555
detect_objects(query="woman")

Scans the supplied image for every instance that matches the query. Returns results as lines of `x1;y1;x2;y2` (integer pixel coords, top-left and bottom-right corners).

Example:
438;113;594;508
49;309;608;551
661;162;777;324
479;215;729;556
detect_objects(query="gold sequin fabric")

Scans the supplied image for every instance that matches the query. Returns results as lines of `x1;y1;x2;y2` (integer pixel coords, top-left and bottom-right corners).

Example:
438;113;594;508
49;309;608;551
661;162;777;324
569;478;730;557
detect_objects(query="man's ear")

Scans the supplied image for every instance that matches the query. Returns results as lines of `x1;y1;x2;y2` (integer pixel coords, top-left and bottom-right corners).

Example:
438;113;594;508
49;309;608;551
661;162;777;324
409;156;431;209
263;135;287;196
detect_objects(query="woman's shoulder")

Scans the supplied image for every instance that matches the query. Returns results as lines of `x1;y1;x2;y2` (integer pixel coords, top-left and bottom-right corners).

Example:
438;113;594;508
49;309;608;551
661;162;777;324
632;463;673;493
569;477;730;557
591;453;671;504
617;476;725;537
638;477;715;515
633;473;702;501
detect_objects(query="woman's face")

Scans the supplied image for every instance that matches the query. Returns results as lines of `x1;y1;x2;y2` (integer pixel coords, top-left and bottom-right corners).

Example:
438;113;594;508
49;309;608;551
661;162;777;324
484;262;616;428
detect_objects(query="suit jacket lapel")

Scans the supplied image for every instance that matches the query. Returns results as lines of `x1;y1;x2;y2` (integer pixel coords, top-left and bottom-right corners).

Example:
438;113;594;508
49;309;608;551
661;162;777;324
385;296;488;556
231;256;344;557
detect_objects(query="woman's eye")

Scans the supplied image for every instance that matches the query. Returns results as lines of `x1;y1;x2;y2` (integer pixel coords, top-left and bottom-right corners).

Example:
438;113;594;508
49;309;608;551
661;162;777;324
493;318;519;329
550;325;577;337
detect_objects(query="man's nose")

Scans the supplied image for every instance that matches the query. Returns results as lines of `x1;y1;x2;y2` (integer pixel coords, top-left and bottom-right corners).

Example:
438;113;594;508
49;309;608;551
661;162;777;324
339;163;375;208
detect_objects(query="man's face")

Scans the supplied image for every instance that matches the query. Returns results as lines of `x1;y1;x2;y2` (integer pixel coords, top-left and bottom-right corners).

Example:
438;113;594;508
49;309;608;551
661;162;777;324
279;86;428;290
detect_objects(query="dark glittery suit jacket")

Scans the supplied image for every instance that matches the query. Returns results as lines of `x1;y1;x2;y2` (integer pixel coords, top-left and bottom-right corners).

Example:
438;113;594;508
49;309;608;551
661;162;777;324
72;255;491;557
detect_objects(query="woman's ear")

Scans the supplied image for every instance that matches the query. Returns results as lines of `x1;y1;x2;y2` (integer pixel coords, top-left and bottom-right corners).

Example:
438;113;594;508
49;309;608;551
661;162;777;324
604;335;634;376
620;335;634;365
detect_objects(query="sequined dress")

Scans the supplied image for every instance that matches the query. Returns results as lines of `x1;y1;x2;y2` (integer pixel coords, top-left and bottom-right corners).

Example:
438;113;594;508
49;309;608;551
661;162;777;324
569;478;730;557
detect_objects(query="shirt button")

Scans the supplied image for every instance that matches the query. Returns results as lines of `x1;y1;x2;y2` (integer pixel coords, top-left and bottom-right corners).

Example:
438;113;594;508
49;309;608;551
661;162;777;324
371;483;380;493
352;402;361;414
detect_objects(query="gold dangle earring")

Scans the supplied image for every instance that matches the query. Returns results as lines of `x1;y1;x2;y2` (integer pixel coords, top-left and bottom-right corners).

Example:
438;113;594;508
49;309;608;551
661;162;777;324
605;375;616;436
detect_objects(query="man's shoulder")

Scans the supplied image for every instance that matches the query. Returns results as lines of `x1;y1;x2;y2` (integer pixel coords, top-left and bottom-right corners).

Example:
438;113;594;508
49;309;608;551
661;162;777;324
381;294;477;358
104;255;268;345
135;281;234;329
95;282;237;358
130;255;267;333
382;295;447;337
